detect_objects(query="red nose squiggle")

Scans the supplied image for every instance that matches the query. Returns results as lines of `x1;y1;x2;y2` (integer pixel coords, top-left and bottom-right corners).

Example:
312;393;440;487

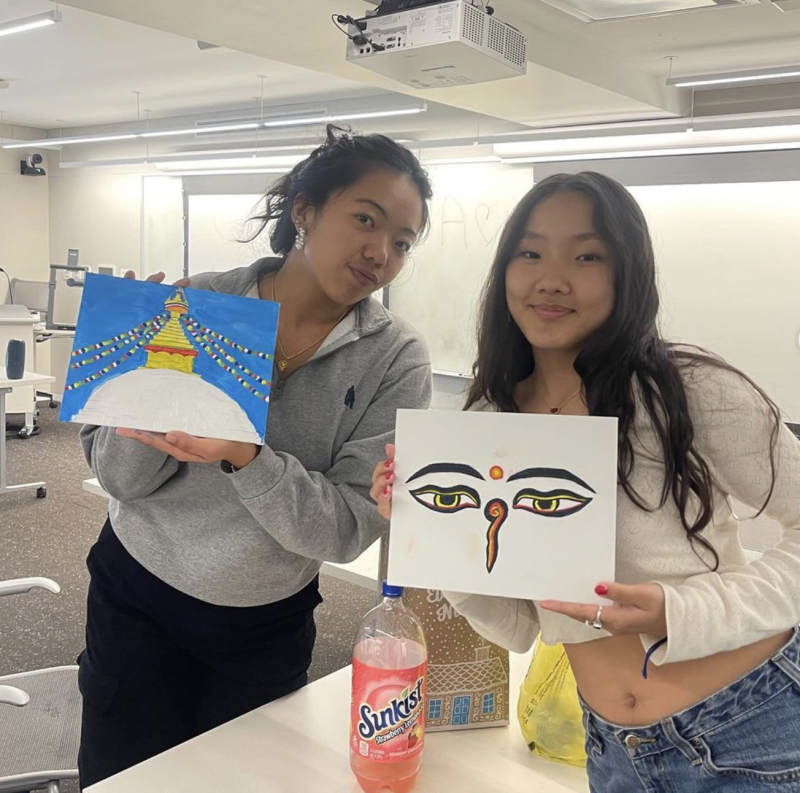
484;498;508;573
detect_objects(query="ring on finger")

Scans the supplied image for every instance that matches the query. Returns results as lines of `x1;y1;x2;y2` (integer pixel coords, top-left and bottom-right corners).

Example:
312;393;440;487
585;605;604;631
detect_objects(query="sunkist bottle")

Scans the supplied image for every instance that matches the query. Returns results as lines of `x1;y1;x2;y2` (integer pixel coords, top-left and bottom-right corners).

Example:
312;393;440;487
350;582;428;793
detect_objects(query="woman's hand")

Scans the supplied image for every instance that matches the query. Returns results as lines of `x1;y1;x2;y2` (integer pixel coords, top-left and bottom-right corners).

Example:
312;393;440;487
370;443;395;521
124;270;191;288
116;428;258;468
539;582;667;637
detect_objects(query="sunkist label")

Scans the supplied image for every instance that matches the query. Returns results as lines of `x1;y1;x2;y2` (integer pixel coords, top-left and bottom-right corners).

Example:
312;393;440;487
350;660;426;763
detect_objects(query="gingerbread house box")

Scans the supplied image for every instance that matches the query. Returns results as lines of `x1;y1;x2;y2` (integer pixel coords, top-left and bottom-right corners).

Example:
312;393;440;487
404;588;509;732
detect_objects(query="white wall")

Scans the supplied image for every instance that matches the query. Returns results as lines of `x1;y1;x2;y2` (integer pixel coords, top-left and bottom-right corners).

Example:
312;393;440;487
0;141;50;302
48;170;144;277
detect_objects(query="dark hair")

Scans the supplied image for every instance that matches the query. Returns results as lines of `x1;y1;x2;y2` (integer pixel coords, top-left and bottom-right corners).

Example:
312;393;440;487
466;171;780;568
246;124;432;255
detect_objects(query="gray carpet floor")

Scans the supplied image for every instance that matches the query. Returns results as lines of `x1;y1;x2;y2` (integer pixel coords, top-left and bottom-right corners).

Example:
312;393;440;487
1;406;377;790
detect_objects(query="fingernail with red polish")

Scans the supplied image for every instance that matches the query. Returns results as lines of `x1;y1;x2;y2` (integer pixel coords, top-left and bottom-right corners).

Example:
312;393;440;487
595;584;609;596
384;461;392;468
383;486;390;496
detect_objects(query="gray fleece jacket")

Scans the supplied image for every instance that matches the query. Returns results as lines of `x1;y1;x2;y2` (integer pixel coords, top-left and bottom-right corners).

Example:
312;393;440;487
80;258;432;607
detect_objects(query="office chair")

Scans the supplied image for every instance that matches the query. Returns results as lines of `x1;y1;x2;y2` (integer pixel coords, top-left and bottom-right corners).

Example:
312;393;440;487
0;578;80;793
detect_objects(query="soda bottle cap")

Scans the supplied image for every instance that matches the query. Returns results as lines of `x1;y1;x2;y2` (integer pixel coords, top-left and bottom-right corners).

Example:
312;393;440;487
382;581;403;598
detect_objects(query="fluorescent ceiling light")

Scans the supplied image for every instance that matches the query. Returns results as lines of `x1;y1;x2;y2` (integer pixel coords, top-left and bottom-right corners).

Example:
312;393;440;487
500;140;800;163
422;156;501;165
260;106;426;128
59;140;416;170
58;146;318;169
162;169;289;177
494;122;800;161
668;65;800;89
0;10;61;38
156;155;304;171
338;107;426;121
140;122;260;139
2;104;426;149
3;133;137;149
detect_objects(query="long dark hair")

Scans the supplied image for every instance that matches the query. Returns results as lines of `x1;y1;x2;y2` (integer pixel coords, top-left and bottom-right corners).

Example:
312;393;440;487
466;172;780;567
245;124;432;255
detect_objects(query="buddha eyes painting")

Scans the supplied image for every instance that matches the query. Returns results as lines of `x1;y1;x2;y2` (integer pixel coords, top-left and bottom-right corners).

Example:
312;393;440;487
387;410;618;602
59;274;278;444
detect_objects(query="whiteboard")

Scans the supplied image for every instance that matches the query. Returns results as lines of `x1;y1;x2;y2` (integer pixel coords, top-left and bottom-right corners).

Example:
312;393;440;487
390;162;534;375
188;194;273;274
630;182;800;420
142;176;184;284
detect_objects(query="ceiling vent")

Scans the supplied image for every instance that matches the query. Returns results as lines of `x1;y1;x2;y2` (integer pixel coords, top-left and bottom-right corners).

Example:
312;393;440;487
539;0;760;22
770;0;800;11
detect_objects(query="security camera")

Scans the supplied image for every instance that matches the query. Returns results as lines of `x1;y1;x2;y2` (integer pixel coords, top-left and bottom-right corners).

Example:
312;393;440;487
20;153;46;177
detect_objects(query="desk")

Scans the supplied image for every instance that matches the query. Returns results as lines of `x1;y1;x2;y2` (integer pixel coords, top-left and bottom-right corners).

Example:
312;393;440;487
82;477;382;590
0;369;55;499
0;309;39;419
86;650;588;793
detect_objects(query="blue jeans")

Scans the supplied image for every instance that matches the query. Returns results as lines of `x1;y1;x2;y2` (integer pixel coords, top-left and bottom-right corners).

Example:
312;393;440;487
581;628;800;792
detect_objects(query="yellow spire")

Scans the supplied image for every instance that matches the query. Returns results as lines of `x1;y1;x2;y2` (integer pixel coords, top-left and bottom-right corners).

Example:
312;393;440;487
143;288;198;374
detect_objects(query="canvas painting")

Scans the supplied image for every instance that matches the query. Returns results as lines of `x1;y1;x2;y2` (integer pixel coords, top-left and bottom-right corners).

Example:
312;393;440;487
387;410;618;603
59;274;278;444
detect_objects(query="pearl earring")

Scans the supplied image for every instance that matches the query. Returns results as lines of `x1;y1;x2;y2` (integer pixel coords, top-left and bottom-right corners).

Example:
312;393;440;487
294;226;306;251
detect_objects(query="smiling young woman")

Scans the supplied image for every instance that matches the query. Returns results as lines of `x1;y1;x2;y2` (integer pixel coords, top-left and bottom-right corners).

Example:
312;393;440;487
77;125;434;787
372;172;800;793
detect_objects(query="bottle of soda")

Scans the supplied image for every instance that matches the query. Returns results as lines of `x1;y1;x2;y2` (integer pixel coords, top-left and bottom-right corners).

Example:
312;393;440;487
350;582;428;793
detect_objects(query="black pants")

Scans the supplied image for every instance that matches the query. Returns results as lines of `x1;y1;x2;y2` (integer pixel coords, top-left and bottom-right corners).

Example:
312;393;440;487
78;519;322;789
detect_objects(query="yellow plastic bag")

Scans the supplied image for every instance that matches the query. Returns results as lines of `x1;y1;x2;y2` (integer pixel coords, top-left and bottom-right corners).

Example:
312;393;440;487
517;637;587;767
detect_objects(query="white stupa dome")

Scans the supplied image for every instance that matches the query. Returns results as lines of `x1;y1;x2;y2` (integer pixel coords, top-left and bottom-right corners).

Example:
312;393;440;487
73;368;262;444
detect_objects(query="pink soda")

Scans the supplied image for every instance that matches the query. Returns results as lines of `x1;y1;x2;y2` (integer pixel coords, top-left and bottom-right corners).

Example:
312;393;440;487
350;582;427;793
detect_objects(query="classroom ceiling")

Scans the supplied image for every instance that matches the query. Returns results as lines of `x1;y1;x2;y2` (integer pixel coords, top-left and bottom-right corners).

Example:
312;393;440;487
2;0;799;136
0;0;376;130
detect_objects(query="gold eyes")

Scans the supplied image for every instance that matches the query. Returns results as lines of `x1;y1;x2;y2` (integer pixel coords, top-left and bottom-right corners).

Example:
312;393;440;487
410;486;481;514
513;490;591;518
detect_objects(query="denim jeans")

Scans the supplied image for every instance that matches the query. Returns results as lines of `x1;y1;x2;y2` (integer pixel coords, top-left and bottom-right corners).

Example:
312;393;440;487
581;628;800;792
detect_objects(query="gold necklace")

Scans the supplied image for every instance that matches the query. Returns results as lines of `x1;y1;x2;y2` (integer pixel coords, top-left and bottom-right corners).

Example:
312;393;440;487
546;386;583;415
270;274;348;373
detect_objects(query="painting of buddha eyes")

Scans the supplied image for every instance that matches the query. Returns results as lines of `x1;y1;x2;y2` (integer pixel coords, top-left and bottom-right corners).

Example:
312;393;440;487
387;410;619;603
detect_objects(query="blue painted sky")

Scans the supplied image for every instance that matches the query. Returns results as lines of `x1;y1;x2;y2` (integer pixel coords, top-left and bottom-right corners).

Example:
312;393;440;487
60;274;278;436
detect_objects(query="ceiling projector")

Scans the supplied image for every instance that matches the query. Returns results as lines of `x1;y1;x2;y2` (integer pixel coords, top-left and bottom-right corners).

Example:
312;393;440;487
345;0;527;89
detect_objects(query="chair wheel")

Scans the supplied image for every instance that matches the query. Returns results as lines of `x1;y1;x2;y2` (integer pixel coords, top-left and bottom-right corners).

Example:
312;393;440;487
36;487;47;499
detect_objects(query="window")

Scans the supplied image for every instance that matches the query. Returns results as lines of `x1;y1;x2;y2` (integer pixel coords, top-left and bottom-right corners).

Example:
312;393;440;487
482;692;495;714
452;696;471;725
428;698;442;720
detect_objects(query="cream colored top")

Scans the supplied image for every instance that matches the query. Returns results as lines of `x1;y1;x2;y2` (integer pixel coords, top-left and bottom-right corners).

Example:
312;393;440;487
444;360;800;666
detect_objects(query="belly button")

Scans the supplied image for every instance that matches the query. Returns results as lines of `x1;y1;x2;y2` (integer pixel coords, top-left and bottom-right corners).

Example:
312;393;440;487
623;694;637;709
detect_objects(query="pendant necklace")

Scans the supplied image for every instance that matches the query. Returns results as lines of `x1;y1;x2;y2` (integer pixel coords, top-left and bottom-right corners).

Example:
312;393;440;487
547;386;583;415
270;275;347;373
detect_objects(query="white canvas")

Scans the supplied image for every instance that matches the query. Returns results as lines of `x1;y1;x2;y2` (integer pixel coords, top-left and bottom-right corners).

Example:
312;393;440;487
387;410;618;603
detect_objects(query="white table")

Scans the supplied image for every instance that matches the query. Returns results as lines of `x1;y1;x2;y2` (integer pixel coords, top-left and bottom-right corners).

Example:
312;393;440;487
0;369;55;498
82;477;382;590
86;651;588;793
